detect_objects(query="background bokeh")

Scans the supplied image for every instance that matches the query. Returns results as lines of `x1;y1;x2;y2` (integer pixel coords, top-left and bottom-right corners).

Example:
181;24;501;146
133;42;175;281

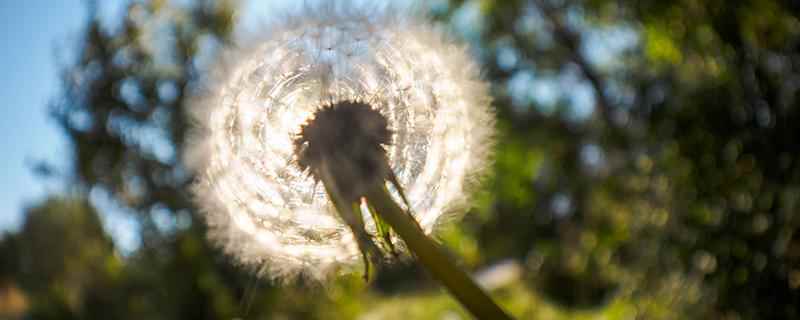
2;0;799;319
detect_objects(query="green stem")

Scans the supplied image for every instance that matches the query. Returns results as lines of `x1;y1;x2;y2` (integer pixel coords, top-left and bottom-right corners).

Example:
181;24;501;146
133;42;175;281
365;186;514;320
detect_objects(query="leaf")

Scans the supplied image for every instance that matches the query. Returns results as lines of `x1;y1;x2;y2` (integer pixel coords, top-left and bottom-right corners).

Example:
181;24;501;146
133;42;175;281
367;201;398;257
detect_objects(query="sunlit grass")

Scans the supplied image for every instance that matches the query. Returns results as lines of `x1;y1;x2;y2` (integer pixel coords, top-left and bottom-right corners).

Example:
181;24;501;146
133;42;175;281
314;278;647;320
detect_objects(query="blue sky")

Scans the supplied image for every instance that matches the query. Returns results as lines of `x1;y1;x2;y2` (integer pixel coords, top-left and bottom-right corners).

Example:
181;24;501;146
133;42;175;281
0;1;88;231
0;0;251;232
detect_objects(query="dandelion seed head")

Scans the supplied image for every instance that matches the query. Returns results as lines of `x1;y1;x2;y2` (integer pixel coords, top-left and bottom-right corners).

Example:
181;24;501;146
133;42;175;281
185;5;494;281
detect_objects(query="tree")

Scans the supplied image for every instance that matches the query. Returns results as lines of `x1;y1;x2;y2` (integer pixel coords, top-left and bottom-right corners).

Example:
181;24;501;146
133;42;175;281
26;0;800;318
438;0;800;318
1;196;118;319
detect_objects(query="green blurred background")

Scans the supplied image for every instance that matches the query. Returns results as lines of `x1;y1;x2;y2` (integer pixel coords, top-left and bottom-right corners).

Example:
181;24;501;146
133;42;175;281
2;0;800;319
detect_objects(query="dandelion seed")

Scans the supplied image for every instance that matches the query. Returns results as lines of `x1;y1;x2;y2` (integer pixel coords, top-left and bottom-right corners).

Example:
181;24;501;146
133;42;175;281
185;5;493;281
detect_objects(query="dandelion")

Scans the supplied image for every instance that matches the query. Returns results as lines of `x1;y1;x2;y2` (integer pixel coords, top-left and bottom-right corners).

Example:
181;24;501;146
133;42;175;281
185;4;509;319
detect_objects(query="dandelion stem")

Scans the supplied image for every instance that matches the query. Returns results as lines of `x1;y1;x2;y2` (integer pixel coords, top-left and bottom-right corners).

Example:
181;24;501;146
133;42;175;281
364;186;514;320
318;160;384;280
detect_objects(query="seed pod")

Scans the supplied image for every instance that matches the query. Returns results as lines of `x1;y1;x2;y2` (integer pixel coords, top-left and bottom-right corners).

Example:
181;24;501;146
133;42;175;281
185;4;494;281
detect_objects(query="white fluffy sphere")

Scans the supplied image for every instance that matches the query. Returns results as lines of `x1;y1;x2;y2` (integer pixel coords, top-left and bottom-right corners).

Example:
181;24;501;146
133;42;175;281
185;5;493;280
